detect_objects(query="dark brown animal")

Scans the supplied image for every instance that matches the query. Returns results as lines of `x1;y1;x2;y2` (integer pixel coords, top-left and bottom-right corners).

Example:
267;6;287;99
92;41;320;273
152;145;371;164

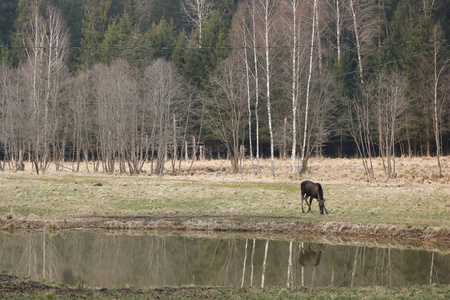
301;180;328;214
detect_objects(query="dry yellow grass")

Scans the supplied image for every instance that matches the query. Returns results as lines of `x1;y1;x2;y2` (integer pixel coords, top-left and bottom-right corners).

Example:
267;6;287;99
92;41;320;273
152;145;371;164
0;156;449;236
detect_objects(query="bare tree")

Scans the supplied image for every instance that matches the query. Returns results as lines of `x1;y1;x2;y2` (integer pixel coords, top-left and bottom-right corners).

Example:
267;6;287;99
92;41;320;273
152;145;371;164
373;71;407;179
260;0;277;176
143;58;184;174
0;65;27;170
346;0;378;84
240;0;264;174
348;0;363;84
299;0;317;175
336;0;342;62
181;0;213;44
67;70;96;172
251;0;262;174
281;0;309;173
92;60;137;174
431;26;449;177
44;5;70;168
233;5;257;174
21;1;69;174
346;93;375;180
205;54;248;172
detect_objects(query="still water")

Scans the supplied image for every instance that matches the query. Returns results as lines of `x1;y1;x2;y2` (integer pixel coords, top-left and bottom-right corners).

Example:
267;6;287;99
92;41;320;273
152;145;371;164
0;231;449;288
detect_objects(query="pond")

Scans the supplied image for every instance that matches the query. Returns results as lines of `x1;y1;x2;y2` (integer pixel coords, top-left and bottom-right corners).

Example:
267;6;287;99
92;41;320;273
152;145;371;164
0;231;449;289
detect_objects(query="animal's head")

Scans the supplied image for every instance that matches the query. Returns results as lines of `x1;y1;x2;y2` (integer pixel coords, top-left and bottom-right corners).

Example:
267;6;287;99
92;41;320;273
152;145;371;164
318;199;326;214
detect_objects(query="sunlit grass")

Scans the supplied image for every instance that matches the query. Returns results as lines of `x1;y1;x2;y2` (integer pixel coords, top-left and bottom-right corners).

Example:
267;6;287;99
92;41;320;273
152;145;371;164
0;157;448;228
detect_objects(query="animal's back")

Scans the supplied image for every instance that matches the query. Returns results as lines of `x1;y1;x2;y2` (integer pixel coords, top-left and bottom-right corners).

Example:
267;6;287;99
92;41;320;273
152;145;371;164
301;180;323;200
300;180;313;194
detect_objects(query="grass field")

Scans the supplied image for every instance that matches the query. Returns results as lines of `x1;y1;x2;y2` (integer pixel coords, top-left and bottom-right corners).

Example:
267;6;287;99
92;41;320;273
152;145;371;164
1;157;449;226
0;157;449;299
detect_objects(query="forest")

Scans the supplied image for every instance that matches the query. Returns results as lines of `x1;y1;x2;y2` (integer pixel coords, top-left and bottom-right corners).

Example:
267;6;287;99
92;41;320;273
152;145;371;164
0;0;449;176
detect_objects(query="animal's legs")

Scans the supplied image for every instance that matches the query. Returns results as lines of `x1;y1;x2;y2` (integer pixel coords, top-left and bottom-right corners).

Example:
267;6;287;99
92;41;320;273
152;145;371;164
307;197;313;213
301;193;305;213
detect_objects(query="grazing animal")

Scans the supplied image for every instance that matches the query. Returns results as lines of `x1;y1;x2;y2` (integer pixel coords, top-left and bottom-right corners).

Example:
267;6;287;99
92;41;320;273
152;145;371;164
301;180;328;214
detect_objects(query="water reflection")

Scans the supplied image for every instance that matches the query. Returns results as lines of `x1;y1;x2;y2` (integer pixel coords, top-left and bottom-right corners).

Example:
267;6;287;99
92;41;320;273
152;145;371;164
0;231;449;289
299;243;323;267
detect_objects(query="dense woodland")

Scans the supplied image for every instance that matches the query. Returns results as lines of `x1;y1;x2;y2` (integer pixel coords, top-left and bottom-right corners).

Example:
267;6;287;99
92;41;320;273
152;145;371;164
0;0;449;177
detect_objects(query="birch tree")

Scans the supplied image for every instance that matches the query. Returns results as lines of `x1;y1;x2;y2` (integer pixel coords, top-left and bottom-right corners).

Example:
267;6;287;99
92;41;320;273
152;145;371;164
21;1;69;174
348;0;364;84
245;0;263;174
299;0;317;175
282;0;308;173
182;0;213;44
43;5;70;167
346;0;378;85
233;4;256;174
260;0;277;176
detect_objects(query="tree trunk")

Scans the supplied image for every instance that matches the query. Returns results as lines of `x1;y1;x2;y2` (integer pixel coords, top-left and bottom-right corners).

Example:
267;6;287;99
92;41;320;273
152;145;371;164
252;0;261;174
336;0;341;62
264;0;275;176
349;0;364;84
300;0;317;175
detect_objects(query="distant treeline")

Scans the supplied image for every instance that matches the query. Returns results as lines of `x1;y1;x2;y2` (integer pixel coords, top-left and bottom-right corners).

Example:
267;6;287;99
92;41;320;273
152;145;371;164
0;0;449;176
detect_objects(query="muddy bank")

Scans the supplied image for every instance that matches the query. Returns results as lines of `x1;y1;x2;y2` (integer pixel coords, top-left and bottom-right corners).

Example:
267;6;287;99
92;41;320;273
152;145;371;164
2;215;449;244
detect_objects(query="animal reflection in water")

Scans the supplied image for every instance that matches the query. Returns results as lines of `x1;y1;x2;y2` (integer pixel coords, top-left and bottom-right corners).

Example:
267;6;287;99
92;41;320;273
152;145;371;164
299;243;325;267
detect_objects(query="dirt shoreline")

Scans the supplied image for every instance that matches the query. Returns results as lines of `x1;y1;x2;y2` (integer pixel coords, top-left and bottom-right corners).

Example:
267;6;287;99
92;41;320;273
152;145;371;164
2;215;449;245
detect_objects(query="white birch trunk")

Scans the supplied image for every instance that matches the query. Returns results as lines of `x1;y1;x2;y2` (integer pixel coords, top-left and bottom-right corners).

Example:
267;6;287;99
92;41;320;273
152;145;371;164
336;0;341;62
251;0;261;174
264;0;275;176
349;0;364;84
290;0;299;173
299;0;317;175
243;24;256;174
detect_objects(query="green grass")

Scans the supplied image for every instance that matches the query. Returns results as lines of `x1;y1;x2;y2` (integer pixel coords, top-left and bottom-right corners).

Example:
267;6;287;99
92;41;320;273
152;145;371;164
0;172;449;228
1;272;449;300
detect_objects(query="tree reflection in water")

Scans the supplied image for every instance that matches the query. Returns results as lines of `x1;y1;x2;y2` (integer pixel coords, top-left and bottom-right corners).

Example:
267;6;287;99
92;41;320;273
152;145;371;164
0;231;448;289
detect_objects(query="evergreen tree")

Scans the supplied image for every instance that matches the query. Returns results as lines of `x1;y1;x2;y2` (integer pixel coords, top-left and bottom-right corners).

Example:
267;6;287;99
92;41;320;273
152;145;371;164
79;0;112;69
100;9;134;64
144;18;176;62
0;0;19;46
201;10;231;76
385;0;438;155
10;0;38;66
